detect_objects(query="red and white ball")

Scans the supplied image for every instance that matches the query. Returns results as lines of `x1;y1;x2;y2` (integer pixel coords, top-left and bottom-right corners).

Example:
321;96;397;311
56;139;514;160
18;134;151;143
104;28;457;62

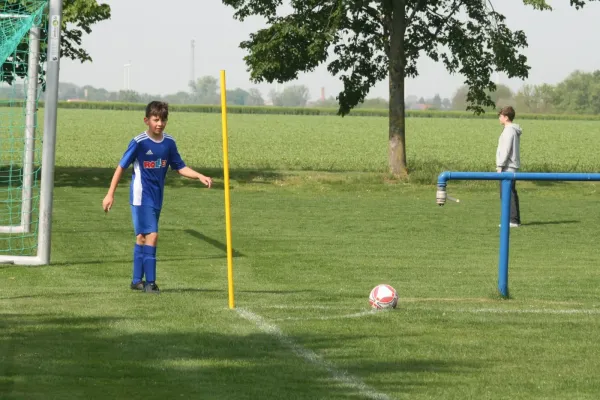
369;284;399;309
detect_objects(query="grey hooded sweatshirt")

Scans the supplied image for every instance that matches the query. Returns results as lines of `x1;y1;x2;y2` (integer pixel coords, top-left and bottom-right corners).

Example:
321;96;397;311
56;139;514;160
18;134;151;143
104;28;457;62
496;123;522;170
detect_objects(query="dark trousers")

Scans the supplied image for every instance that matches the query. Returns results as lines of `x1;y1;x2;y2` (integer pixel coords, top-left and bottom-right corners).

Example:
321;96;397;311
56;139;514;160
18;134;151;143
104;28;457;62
499;180;521;224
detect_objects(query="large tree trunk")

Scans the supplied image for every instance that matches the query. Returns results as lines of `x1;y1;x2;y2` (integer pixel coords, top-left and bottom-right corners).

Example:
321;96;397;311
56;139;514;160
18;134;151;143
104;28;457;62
388;1;407;178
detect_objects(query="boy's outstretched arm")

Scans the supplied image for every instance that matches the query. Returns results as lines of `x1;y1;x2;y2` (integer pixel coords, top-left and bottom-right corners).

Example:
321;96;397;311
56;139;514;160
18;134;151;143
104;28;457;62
177;166;212;188
103;166;125;212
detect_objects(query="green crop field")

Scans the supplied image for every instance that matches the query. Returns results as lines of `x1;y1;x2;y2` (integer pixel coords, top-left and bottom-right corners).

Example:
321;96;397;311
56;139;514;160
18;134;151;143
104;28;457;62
2;109;600;399
54;109;600;181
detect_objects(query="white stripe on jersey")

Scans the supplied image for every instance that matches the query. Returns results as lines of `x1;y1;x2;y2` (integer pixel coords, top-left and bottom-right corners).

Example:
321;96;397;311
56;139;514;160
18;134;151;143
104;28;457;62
132;160;143;206
134;132;148;143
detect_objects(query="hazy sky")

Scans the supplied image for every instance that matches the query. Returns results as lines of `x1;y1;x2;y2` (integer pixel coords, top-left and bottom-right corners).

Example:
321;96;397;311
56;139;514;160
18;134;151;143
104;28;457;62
58;0;600;101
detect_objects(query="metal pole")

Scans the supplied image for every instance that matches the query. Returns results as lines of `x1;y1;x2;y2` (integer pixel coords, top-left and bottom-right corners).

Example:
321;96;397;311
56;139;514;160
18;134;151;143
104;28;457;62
190;39;195;84
123;62;131;90
37;0;63;265
21;26;40;233
437;170;600;298
498;179;512;297
438;171;600;183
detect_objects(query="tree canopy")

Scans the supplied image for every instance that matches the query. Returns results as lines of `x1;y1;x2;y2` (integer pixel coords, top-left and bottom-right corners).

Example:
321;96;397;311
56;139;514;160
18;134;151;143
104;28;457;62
222;0;536;115
223;0;597;176
1;0;111;85
515;70;600;115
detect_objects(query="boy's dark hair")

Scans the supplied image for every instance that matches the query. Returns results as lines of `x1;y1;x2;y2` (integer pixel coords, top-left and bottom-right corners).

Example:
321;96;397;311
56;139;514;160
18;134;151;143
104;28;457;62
145;101;169;120
498;106;515;121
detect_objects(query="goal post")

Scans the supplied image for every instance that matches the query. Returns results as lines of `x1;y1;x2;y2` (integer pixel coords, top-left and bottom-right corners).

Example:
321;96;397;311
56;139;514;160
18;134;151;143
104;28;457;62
0;0;62;265
0;24;39;236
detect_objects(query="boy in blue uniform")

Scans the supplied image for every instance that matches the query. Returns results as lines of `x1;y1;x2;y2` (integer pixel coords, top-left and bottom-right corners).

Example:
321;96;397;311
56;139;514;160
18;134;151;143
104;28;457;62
102;101;212;293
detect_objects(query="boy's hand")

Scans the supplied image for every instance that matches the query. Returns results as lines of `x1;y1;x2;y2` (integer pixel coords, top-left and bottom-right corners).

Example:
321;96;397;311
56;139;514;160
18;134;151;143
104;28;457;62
496;167;503;173
199;174;212;188
102;194;114;213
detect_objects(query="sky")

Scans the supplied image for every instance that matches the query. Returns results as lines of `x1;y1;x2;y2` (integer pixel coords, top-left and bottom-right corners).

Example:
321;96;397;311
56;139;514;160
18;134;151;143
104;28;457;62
58;0;600;102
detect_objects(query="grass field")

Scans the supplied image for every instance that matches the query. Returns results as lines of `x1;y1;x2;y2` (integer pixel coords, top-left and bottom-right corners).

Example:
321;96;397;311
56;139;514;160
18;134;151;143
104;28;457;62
2;109;600;399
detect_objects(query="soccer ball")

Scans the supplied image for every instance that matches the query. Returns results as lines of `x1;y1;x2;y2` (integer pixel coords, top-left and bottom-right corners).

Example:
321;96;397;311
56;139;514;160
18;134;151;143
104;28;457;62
369;284;399;309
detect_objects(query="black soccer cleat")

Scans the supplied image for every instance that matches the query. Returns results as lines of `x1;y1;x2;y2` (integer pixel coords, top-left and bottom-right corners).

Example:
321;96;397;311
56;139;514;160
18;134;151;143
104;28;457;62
130;281;145;291
144;282;160;294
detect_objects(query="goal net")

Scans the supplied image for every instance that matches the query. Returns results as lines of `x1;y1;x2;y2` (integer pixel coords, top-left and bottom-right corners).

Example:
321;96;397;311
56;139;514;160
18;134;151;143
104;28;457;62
0;0;62;265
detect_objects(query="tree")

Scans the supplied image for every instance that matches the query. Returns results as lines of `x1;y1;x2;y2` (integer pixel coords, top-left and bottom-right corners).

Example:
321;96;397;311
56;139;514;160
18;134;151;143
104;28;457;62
514;84;555;114
1;0;111;86
226;88;251;105
118;90;141;103
452;83;514;112
431;94;442;109
270;85;310;107
246;88;265;106
164;91;192;105
189;76;220;104
357;97;389;109
512;71;600;115
405;95;418;108
57;82;83;100
442;98;452;109
82;85;111;101
552;70;600;114
222;0;596;177
311;96;339;108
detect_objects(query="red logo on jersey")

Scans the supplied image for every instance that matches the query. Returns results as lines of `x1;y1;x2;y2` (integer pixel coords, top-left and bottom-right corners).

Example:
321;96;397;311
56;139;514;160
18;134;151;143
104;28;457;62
143;158;167;169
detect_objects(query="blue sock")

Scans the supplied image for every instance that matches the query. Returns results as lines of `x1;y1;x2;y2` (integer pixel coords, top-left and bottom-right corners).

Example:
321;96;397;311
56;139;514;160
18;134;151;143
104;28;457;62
132;244;144;284
142;245;157;283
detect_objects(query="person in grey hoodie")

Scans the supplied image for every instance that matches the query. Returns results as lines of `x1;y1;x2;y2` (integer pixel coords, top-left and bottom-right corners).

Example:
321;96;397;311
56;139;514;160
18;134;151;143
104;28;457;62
496;106;522;227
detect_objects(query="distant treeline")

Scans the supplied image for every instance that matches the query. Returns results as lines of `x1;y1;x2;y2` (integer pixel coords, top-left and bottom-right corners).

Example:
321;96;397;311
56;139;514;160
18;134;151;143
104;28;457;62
4;100;598;121
3;68;600;118
451;70;600;116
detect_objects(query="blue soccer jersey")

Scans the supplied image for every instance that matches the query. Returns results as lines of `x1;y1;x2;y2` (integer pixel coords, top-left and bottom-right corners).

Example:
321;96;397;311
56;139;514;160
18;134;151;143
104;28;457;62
119;132;186;209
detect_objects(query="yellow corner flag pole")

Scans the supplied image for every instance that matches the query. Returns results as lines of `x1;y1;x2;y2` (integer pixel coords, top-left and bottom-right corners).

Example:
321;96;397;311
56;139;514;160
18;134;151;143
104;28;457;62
220;70;235;309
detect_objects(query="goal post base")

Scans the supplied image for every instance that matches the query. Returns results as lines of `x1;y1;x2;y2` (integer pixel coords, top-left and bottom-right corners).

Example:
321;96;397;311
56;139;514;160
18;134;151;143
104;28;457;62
0;255;44;265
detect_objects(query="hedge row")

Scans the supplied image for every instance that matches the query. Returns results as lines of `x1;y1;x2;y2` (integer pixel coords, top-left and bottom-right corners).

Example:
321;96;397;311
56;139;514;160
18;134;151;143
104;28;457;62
6;100;600;121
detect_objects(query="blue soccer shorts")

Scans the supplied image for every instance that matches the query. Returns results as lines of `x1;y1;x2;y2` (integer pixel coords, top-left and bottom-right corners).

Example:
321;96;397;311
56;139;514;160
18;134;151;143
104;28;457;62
131;205;161;236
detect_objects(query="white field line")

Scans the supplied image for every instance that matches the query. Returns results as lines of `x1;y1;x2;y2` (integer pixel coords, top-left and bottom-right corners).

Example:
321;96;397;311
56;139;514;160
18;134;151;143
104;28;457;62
251;305;337;310
252;298;588;309
271;309;381;322
236;308;393;400
458;308;600;315
250;304;600;316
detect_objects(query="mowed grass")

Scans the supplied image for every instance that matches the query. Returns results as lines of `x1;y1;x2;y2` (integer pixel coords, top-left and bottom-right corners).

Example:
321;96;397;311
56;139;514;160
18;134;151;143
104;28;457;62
1;109;600;399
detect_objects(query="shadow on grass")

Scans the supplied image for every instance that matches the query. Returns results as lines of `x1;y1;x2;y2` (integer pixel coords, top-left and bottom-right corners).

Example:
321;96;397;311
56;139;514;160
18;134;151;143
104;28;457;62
0;254;226;269
0;313;479;399
182;229;245;257
0;165;286;189
1;163;600;189
53;166;285;189
520;220;580;226
0;288;320;300
404;160;600;185
159;288;319;295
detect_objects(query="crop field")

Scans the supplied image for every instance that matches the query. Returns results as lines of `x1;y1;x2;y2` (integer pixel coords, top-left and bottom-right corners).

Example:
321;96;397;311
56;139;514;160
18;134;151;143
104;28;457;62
1;109;600;399
54;109;600;181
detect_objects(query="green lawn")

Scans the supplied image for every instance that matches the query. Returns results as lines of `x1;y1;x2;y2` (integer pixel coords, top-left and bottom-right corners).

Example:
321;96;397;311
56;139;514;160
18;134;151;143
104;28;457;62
1;110;600;399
